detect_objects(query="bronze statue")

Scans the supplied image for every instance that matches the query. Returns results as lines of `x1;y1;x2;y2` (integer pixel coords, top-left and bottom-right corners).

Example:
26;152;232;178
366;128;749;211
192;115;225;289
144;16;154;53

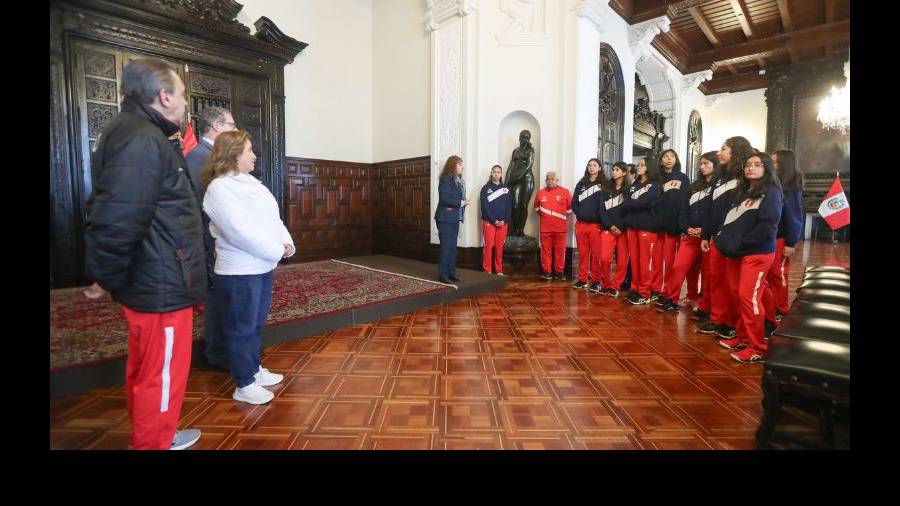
505;130;536;236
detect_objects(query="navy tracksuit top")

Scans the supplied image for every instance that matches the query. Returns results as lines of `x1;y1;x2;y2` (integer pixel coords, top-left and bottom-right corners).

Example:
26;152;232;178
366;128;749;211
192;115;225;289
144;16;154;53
623;179;660;231
572;179;604;223
703;176;739;241
679;183;714;232
658;168;691;235
714;186;784;258
776;188;804;247
480;181;513;223
599;185;629;231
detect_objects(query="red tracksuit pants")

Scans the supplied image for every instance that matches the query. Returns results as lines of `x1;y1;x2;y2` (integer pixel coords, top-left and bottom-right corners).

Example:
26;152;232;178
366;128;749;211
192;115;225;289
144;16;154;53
696;251;712;313
652;232;680;293
725;252;776;354
122;306;193;450
575;221;603;283
599;229;629;290
626;228;658;298
482;220;509;273
766;238;792;314
540;231;567;274
663;235;703;302
708;239;738;328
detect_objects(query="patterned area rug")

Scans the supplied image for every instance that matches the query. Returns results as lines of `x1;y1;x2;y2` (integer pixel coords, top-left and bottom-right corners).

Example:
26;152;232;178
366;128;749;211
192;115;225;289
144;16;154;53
50;260;449;372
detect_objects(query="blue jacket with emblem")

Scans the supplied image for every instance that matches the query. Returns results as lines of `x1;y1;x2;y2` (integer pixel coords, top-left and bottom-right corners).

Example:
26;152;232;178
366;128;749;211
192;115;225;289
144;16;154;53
714;185;783;258
622;179;661;231
657;168;691;235
480;181;512;223
777;188;804;247
571;179;605;223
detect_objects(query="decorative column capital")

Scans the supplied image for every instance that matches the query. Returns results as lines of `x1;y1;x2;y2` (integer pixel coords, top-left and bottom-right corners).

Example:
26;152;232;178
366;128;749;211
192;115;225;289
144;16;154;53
426;0;477;31
629;15;671;63
704;92;730;108
681;70;713;93
571;0;613;32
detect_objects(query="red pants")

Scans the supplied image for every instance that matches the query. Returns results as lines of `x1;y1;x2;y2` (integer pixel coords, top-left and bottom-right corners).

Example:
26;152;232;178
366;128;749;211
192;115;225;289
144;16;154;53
122;306;194;450
708;239;737;327
663;236;702;302
575;221;603;283
482;221;508;273
600;230;629;290
696;251;711;313
540;231;567;274
626;228;658;298
725;253;776;354
652;232;680;293
766;238;792;314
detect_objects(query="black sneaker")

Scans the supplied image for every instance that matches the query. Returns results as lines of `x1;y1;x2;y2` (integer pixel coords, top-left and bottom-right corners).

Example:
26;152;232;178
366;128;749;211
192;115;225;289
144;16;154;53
627;292;647;305
607;289;619;298
654;295;668;306
554;273;566;281
765;319;777;337
716;325;737;339
540;272;553;280
589;283;602;293
691;308;709;321
775;311;784;322
572;280;587;289
696;321;719;334
648;292;660;302
656;299;679;313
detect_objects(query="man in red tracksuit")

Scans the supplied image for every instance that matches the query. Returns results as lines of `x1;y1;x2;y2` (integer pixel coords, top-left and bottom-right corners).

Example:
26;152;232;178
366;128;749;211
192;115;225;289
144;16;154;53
534;171;571;280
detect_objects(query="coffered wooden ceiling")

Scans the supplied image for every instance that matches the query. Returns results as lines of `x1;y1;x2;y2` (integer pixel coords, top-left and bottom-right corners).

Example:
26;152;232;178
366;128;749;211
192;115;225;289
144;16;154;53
609;0;851;94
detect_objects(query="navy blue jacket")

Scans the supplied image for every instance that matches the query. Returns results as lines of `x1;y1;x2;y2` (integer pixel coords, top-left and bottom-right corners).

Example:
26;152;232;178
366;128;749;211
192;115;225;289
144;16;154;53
658;168;691;235
703;176;739;241
679;183;714;233
599;184;629;231
777;188;804;247
480;181;512;223
434;174;466;224
623;179;661;231
572;179;604;223
715;187;784;258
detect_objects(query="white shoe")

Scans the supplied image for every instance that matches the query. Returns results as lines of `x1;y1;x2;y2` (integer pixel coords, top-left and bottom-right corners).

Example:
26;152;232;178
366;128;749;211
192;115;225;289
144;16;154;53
233;383;275;405
496;272;507;276
254;366;284;387
170;429;201;450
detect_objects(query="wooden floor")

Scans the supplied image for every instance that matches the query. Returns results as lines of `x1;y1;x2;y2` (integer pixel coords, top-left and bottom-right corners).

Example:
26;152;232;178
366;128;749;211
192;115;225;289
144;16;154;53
50;240;849;450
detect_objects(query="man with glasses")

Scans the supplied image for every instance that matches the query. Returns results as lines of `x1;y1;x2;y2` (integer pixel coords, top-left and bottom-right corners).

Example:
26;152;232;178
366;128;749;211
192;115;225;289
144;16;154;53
185;106;237;370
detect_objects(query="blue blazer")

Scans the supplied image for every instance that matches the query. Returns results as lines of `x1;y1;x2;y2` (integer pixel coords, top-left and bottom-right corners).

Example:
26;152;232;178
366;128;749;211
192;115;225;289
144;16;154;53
434;175;465;224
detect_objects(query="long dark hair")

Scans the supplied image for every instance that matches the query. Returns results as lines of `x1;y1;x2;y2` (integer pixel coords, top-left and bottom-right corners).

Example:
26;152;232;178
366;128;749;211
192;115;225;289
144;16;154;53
638;157;661;184
605;161;629;192
722;136;754;179
486;164;503;184
689;151;721;193
579;158;608;186
658;149;682;174
441;155;463;179
734;152;777;203
773;149;803;192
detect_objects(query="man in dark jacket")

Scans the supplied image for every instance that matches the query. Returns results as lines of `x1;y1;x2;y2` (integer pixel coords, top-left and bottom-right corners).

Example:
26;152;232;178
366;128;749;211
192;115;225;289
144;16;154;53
185;106;236;369
83;58;206;450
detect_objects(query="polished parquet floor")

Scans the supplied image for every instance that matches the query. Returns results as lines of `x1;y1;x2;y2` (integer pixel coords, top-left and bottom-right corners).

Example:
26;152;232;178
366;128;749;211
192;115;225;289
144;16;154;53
50;240;849;450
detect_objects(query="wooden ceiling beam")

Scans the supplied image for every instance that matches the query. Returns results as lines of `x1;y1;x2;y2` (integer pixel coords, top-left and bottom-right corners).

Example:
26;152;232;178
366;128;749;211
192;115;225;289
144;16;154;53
728;0;754;40
689;6;721;47
777;0;794;33
699;72;768;95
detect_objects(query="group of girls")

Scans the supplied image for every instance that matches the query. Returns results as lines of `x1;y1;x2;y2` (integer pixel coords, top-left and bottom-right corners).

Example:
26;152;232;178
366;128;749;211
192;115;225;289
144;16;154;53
568;136;803;364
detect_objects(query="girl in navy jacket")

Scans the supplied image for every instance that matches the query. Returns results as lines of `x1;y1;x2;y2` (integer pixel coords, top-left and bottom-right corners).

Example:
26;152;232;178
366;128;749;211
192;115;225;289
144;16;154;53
715;152;783;364
597;162;631;296
480;164;513;275
697;136;756;338
766;150;804;322
571;158;607;292
653;149;691;300
622;157;661;304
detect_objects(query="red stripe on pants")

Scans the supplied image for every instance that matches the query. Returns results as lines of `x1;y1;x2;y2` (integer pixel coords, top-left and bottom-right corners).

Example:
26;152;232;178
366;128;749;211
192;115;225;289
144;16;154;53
575;221;602;283
626;228;657;298
696;251;712;313
540;231;567;274
663;235;702;302
653;232;679;293
708;239;737;327
765;238;791;314
729;253;776;354
122;306;193;450
600;230;629;290
482;220;508;273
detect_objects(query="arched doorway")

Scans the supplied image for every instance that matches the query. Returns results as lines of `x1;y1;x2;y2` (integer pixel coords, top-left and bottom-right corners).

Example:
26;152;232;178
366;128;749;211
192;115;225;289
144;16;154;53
598;43;624;177
686;110;703;180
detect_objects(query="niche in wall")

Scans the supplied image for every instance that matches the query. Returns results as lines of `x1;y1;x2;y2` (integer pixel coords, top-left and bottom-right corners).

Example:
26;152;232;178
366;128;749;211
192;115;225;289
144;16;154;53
498;110;541;240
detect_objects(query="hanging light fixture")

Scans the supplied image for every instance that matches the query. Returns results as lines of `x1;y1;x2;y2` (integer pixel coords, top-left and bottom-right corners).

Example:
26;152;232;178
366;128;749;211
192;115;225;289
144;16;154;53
817;51;850;134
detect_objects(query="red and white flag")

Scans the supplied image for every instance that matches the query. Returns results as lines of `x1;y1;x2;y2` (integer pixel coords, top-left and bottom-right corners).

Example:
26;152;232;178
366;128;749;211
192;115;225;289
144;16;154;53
182;121;199;156
817;174;850;230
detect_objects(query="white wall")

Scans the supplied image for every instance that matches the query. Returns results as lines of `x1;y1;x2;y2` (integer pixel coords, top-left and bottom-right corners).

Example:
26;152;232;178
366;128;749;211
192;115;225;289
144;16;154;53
237;0;374;163
699;88;768;153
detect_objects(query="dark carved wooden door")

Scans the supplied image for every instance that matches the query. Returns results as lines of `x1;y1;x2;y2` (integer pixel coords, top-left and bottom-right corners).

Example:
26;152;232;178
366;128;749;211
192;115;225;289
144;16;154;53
686;110;702;180
598;44;624;178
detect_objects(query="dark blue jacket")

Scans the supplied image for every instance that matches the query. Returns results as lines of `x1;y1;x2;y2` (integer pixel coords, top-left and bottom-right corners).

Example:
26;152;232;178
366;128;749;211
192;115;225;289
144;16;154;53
703;176;739;241
623;179;660;231
599;184;628;231
434;174;466;224
777;188;804;247
679;183;713;233
715;187;784;258
480;181;512;223
572;179;604;223
658;168;691;235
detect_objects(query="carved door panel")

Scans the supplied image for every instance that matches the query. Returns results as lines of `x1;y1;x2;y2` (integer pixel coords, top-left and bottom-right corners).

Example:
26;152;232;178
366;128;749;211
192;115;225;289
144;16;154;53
686;111;702;180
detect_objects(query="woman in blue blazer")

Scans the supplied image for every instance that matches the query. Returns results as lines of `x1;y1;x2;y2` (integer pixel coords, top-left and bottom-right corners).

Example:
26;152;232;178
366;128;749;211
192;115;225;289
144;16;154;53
434;155;469;283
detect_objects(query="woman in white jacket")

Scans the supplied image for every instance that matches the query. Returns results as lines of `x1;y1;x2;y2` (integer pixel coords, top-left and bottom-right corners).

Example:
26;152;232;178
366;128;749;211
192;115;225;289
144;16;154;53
201;131;295;405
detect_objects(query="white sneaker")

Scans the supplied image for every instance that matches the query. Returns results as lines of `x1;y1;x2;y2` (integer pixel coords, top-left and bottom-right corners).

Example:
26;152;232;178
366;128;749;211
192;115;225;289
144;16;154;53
233;383;275;405
170;429;201;450
254;366;284;387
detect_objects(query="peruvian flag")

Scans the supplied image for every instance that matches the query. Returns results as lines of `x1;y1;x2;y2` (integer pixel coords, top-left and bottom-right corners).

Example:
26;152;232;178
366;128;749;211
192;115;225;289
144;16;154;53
817;174;850;230
181;120;199;156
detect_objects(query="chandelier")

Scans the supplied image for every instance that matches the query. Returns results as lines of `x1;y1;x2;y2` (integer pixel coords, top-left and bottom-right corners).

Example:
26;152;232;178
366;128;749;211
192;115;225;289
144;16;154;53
817;55;850;134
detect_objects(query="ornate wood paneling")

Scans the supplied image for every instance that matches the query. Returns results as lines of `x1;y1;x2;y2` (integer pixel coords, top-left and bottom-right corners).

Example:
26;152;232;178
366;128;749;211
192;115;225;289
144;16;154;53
371;157;433;262
284;158;373;262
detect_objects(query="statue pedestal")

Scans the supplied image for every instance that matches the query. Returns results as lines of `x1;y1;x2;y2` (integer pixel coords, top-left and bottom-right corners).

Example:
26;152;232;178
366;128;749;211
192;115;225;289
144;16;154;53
502;235;539;275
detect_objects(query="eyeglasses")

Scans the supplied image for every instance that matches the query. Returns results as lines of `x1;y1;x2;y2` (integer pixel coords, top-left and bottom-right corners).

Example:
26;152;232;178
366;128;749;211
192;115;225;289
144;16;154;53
218;121;237;128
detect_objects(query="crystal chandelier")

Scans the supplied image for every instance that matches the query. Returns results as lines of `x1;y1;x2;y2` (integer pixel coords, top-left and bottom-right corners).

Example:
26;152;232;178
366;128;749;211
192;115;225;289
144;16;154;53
817;54;850;134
